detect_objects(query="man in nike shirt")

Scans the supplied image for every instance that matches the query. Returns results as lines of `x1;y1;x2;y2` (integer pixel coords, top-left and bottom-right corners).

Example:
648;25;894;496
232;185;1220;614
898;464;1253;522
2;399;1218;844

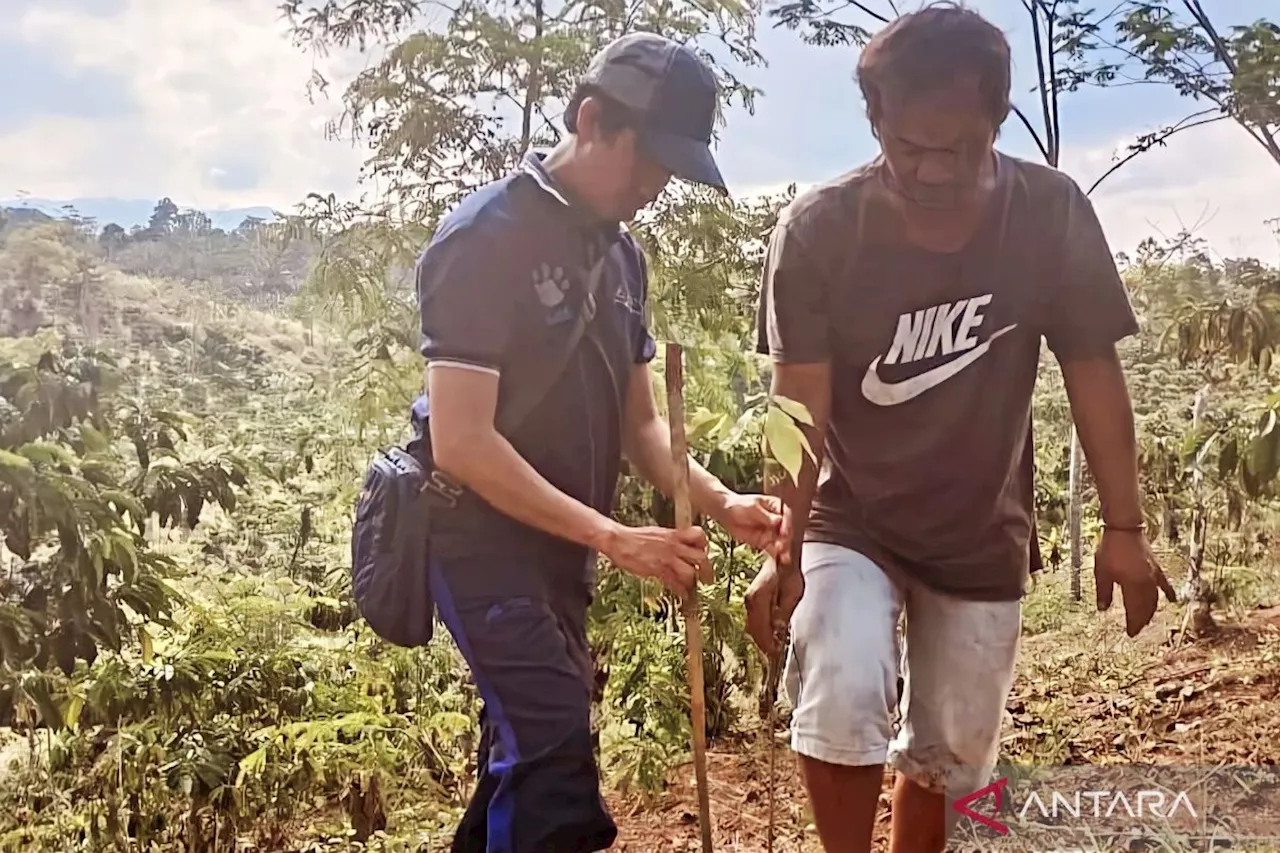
746;5;1176;852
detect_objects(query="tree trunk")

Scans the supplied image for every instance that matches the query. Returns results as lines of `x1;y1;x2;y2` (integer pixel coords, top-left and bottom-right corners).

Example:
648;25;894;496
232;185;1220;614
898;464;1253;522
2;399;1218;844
1068;426;1083;601
1185;385;1216;634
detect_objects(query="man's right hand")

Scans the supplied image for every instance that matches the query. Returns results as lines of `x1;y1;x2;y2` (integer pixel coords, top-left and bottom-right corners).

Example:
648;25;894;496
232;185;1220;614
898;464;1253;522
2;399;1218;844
599;523;712;601
744;556;804;656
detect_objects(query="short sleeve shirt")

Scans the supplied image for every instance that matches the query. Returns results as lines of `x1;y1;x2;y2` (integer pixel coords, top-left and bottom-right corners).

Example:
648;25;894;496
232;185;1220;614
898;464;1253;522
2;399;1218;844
413;152;657;581
756;152;1139;600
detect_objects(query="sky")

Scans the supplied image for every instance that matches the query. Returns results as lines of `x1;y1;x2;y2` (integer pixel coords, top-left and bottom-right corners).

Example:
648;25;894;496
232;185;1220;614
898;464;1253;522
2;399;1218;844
2;0;1278;261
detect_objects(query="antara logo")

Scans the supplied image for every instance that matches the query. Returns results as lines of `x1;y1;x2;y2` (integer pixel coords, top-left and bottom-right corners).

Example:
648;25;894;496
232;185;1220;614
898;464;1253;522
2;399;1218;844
952;776;1011;835
951;775;1200;837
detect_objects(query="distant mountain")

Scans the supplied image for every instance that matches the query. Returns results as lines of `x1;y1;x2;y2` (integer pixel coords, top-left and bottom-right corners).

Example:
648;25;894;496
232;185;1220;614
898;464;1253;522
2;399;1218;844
1;207;54;227
0;197;281;233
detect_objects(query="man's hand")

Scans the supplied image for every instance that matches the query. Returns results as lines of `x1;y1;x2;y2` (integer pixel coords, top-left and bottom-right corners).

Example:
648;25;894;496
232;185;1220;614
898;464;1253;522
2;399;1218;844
744;556;804;656
710;493;791;562
598;523;712;601
1093;528;1177;636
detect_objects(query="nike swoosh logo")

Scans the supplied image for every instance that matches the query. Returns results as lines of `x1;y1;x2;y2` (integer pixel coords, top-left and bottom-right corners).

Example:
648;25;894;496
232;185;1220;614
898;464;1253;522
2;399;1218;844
861;323;1018;406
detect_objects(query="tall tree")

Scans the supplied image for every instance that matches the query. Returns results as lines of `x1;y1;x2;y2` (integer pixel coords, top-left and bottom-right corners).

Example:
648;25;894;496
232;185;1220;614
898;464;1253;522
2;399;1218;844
145;198;180;239
98;223;128;259
277;0;790;373
281;0;766;222
1097;2;1280;169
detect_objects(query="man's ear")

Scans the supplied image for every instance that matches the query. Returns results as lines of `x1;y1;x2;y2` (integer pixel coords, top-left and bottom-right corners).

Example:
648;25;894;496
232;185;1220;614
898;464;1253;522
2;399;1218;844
573;95;603;143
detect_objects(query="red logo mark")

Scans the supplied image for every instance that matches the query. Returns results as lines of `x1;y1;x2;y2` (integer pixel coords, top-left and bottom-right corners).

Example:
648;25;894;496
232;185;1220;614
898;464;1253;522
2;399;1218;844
952;776;1009;835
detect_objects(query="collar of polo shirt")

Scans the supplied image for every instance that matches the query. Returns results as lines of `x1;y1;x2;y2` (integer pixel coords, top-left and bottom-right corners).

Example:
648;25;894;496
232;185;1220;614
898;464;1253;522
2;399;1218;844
520;149;631;235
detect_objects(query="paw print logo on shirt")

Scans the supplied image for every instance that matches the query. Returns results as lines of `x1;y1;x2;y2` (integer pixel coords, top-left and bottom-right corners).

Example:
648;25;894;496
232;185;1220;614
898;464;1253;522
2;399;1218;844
532;263;571;307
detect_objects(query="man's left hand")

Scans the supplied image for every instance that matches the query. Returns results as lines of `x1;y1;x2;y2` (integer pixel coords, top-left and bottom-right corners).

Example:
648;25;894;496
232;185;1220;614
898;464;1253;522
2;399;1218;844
1093;527;1177;637
711;493;791;563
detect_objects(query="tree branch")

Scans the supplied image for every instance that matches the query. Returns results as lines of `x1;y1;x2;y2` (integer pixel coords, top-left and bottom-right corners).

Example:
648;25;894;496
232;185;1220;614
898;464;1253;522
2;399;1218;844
1011;104;1052;163
1182;0;1237;74
1047;1;1062;163
1027;1;1058;165
843;0;890;24
1086;110;1226;196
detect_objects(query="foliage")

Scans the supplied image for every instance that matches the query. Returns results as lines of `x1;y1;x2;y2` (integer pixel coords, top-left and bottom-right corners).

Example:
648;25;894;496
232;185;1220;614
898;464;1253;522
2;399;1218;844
281;0;766;219
1161;254;1280;502
1;1;1279;849
1103;1;1280;167
3;211;1270;850
0;334;245;699
2;197;319;310
0;228;482;851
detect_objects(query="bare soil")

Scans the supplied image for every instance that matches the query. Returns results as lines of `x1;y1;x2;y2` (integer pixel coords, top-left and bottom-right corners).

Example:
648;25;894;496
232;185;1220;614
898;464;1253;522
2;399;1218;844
606;602;1280;853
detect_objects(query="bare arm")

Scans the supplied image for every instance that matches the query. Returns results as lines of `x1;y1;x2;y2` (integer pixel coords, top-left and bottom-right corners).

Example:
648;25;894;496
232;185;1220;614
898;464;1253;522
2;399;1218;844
619;362;736;525
765;361;831;571
1044;179;1146;530
1058;348;1144;528
742;206;832;653
428;363;712;592
427;364;619;551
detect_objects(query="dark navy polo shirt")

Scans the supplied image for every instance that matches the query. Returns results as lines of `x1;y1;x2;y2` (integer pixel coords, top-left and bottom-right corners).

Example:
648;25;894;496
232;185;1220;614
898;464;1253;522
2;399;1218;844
412;151;657;584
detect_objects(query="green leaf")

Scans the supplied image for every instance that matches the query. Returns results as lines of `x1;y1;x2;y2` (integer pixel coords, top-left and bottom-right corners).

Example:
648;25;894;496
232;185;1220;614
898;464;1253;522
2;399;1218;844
139;625;154;665
1246;408;1280;488
236;742;268;783
772;394;814;426
1218;436;1239;481
0;449;32;472
102;489;146;520
22;675;63;729
19;442;78;467
686;409;726;445
718;409;756;452
1193;431;1218;468
62;694;84;731
79;423;110;452
763;406;804;485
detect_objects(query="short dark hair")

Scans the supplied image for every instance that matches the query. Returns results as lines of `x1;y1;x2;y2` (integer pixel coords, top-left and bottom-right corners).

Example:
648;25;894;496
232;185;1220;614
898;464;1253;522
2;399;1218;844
855;2;1011;125
563;82;641;137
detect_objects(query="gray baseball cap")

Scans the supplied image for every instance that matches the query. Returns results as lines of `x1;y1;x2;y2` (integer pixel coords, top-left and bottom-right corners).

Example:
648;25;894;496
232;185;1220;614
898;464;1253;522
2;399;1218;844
579;32;728;195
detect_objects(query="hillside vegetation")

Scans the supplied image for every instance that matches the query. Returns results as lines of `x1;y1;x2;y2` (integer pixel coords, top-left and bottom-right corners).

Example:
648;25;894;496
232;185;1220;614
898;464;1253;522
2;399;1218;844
3;1;1280;851
3;192;1279;853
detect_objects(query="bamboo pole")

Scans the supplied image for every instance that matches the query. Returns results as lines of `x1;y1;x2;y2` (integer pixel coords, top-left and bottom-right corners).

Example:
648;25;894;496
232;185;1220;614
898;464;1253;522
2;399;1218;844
665;341;713;853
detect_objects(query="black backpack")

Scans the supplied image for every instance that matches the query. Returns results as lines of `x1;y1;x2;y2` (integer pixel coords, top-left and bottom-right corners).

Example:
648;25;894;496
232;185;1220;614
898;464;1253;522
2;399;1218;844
349;249;612;647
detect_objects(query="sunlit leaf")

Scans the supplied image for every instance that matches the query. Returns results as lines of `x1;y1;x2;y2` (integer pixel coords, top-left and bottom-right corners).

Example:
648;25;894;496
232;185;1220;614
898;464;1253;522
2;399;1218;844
763;405;804;485
771;394;814;426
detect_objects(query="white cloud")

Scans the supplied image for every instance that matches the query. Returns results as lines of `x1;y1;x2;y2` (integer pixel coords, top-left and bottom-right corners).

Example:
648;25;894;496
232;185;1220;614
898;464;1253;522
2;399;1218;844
0;0;368;210
1060;121;1280;264
3;0;1278;264
740;122;1280;264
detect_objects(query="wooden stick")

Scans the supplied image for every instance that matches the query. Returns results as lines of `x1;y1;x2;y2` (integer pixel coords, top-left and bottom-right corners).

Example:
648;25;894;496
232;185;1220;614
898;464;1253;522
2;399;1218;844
665;341;713;853
764;646;783;853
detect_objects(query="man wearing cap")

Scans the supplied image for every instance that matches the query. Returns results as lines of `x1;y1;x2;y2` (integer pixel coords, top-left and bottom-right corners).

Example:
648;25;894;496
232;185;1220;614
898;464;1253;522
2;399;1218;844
414;32;788;853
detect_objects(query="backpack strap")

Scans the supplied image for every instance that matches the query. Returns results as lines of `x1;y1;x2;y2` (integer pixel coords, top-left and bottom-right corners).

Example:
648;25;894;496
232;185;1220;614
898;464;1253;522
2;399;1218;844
492;246;611;436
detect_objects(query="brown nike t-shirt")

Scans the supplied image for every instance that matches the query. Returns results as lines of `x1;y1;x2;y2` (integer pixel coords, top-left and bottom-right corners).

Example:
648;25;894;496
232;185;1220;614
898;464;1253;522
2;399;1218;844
755;151;1139;601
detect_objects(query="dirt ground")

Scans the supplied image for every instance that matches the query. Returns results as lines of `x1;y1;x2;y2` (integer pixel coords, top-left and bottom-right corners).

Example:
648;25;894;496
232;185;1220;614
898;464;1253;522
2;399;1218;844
606;601;1280;853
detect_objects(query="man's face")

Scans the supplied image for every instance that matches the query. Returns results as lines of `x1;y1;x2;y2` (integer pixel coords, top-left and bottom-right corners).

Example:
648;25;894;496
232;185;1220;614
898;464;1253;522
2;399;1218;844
577;99;673;220
873;78;1000;211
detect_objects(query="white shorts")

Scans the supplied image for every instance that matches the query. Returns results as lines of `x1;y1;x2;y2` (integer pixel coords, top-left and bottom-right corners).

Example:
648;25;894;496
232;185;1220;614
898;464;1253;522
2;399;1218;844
783;542;1021;804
